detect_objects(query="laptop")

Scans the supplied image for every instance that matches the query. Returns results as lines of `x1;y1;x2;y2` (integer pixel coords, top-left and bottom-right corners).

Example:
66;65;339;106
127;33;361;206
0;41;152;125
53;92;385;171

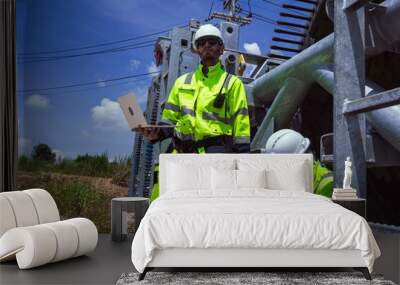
118;94;175;130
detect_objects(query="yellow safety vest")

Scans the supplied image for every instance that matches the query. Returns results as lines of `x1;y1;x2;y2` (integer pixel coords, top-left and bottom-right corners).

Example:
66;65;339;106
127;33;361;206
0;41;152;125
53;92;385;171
151;63;251;200
150;164;159;203
160;61;250;151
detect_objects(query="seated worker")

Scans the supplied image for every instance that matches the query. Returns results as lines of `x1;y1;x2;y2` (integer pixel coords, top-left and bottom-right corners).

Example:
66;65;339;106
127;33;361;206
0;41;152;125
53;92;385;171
135;24;251;154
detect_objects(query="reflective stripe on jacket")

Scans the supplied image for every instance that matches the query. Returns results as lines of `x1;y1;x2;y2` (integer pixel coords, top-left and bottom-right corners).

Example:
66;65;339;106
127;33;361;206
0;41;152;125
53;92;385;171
161;61;250;146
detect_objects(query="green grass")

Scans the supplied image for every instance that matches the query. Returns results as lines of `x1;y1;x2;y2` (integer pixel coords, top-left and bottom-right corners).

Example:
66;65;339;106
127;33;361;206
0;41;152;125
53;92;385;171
18;155;54;172
46;179;110;233
47;180;96;217
18;153;131;179
17;153;131;233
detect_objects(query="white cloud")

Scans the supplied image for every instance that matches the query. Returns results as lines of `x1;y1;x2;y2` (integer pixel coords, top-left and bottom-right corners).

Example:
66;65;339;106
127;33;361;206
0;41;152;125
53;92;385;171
91;98;127;130
147;61;160;77
131;85;148;104
244;42;262;55
97;81;106;87
52;149;65;163
129;59;141;70
120;89;148;111
25;94;49;109
82;130;90;137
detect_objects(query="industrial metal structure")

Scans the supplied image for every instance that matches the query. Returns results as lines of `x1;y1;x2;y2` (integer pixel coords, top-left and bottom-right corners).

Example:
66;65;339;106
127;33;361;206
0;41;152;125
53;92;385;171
129;0;399;225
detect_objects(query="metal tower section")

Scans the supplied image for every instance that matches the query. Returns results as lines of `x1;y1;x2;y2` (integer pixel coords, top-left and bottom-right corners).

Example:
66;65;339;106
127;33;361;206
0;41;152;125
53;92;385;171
129;79;161;197
128;133;143;196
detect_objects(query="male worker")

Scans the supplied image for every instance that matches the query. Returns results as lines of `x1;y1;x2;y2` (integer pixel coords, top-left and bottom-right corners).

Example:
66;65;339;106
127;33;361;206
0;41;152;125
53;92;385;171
135;24;251;154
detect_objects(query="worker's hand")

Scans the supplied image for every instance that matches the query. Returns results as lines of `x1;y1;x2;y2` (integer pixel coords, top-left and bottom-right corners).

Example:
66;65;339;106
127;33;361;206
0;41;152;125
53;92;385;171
133;125;161;141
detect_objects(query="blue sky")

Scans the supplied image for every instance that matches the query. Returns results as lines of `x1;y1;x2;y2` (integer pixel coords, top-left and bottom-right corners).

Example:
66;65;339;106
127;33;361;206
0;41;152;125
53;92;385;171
16;0;308;160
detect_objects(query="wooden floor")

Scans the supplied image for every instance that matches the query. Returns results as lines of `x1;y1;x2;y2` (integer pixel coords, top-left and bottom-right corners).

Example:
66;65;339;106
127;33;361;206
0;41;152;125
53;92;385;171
1;231;399;285
0;234;133;285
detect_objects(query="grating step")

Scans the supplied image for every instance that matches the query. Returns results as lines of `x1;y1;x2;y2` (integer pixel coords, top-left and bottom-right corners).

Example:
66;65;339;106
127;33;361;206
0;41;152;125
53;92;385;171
272;37;304;45
295;0;319;4
280;12;312;21
270;45;302;53
275;29;307;37
283;4;315;13
268;53;292;60
277;20;309;29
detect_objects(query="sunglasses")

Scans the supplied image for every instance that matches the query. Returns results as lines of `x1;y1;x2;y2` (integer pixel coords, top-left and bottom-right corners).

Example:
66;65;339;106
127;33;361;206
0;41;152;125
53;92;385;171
197;38;221;47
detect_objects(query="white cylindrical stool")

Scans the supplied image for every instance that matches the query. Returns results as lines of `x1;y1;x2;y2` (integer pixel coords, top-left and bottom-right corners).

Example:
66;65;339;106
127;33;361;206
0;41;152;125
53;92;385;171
111;197;149;242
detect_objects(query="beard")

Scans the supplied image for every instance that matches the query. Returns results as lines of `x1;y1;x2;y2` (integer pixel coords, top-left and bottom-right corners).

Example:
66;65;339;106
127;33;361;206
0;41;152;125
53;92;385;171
201;51;218;62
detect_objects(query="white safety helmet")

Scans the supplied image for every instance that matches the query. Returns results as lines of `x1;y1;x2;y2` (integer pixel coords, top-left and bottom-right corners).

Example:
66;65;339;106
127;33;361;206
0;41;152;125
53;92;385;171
265;129;310;154
192;24;224;52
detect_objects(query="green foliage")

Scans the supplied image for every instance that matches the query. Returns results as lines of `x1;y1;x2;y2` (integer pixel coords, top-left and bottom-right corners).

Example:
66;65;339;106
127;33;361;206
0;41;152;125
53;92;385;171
17;151;132;233
46;179;110;233
313;160;333;198
75;153;109;176
109;155;132;187
56;158;77;172
32;143;56;162
18;155;30;170
47;180;94;217
18;155;53;172
18;152;131;180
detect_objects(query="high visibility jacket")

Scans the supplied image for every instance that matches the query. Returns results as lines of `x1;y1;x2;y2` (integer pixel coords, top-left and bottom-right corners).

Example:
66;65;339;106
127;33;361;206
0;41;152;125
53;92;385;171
160;61;250;152
150;62;251;200
151;149;177;202
313;160;333;198
150;164;159;203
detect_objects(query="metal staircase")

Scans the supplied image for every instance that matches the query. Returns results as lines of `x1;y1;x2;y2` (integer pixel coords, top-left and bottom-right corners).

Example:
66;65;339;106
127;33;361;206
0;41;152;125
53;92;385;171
268;0;319;68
